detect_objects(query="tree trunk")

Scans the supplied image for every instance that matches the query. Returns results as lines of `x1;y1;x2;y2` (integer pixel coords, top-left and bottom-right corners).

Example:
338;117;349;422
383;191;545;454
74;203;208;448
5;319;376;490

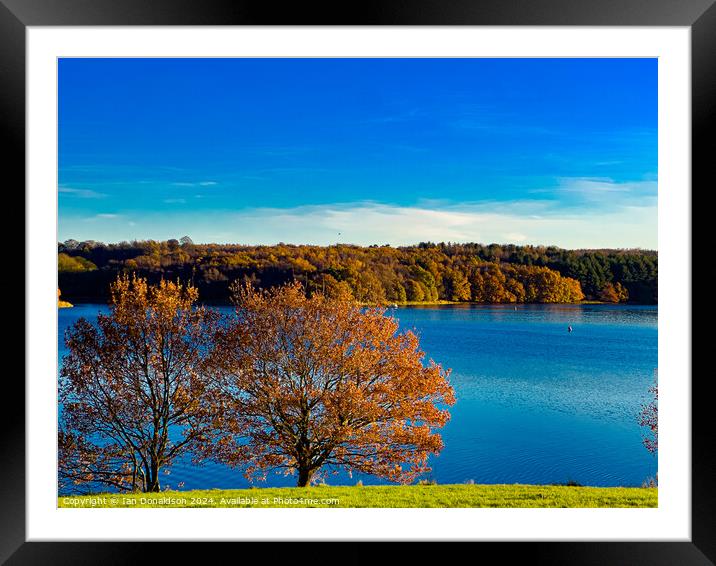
297;468;313;487
147;461;160;492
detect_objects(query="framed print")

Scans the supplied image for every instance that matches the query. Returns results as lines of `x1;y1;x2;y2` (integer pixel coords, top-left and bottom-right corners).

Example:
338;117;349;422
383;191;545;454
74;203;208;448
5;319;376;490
4;0;713;563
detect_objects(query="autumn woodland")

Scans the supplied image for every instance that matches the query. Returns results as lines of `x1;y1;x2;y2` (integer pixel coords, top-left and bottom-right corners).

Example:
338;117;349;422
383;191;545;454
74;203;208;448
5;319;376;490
58;240;656;306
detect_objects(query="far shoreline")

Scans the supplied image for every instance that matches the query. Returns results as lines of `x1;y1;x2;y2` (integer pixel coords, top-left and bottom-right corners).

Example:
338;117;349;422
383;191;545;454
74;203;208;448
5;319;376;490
59;298;656;308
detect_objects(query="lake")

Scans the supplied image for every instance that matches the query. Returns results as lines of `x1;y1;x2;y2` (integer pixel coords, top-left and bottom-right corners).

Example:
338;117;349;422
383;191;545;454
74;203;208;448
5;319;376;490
58;303;658;490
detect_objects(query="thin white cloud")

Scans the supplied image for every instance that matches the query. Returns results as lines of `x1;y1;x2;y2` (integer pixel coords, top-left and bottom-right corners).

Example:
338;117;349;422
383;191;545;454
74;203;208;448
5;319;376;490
93;213;120;219
60;179;657;249
557;177;654;196
224;201;656;249
58;186;106;199
67;199;653;249
171;181;217;187
529;177;657;209
504;232;528;243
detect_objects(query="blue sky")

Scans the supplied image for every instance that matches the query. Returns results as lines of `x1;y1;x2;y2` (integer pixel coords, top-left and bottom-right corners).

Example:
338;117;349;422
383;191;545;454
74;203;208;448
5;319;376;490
59;58;657;249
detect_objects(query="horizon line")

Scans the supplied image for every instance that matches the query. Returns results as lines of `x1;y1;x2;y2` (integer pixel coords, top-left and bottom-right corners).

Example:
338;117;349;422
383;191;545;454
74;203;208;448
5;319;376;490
58;238;658;253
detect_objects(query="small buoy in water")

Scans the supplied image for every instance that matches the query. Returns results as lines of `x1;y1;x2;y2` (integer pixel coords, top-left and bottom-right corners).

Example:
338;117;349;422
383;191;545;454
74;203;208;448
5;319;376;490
568;325;573;332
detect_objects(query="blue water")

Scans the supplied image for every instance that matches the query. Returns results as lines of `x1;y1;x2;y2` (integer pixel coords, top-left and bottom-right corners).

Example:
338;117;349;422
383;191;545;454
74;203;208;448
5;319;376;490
58;303;657;490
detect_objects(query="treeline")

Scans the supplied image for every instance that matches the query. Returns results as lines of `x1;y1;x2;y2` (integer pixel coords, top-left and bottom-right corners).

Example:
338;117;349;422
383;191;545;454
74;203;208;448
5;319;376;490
57;239;657;304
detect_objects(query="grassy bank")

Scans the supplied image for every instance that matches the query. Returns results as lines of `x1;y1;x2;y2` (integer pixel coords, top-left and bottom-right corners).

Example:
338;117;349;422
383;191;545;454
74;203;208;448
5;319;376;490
59;483;657;508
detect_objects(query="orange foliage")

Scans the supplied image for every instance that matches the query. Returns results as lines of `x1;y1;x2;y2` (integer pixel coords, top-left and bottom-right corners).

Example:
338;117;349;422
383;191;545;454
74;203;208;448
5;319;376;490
59;275;220;492
206;282;455;486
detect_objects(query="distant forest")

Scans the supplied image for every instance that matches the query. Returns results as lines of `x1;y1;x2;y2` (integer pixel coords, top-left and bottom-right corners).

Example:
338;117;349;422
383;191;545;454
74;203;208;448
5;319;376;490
57;239;658;305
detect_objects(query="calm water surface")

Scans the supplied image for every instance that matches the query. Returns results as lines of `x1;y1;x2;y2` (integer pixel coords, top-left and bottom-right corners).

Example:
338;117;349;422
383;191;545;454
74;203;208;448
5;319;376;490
58;303;657;490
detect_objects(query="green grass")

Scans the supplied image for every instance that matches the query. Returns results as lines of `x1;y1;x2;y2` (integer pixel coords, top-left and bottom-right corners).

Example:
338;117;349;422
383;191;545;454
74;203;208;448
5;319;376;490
58;483;657;508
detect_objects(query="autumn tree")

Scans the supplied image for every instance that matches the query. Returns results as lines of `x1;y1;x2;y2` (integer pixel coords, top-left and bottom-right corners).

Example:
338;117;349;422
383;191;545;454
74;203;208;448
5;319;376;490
442;268;471;301
505;279;526;303
405;279;425;302
385;279;408;303
482;267;512;302
615;282;629;302
59;275;219;492
469;271;486;302
57;288;73;308
350;271;387;304
207;282;455;487
58;252;97;272
322;273;354;300
598;282;628;303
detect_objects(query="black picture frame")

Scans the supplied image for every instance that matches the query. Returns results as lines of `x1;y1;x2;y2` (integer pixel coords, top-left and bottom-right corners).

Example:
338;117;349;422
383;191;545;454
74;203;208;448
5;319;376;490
3;0;712;563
